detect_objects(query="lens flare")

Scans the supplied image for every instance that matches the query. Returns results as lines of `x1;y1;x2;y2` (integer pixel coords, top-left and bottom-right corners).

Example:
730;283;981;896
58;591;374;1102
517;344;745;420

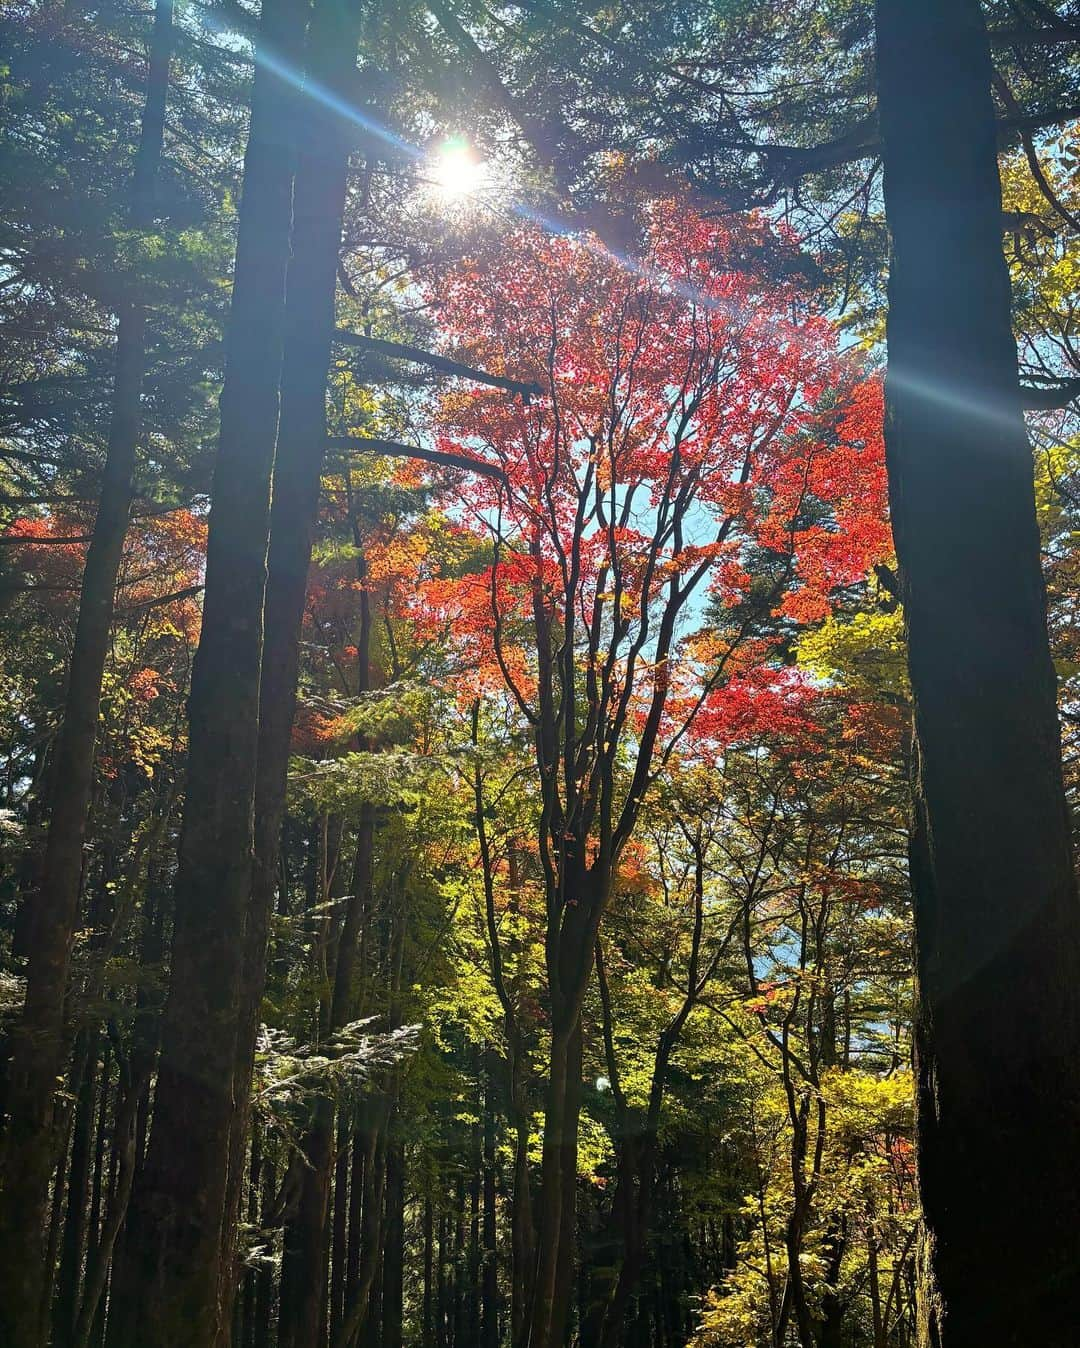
428;137;488;203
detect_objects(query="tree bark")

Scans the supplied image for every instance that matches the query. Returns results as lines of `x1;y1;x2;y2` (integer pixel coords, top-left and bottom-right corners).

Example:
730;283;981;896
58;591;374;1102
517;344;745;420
468;1125;482;1348
423;1196;435;1348
550;1020;582;1348
278;1098;335;1348
345;1118;364;1317
238;1120;262;1348
330;1109;350;1339
254;1143;276;1348
510;1106;535;1348
221;0;362;1324
437;1211;450;1348
528;1013;583;1348
482;1053;500;1348
105;1;307;1341
53;1029;100;1346
875;1;1080;1343
334;1101;388;1348
382;1137;405;1348
280;805;374;1348
72;1041;145;1348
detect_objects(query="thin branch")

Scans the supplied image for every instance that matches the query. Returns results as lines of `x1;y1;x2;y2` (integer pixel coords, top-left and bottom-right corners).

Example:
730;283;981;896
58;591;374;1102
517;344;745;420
993;70;1080;233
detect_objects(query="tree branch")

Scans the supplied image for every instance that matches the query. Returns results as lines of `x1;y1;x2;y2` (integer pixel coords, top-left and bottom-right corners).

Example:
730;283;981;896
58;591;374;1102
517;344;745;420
325;436;509;486
1020;376;1080;409
333;330;543;400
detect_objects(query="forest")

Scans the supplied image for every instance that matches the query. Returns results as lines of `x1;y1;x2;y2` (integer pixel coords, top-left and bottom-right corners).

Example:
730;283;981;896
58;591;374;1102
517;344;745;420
2;1;1080;1345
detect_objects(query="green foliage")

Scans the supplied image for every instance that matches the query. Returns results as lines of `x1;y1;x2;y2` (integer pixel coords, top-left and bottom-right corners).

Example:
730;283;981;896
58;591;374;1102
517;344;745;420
797;608;908;700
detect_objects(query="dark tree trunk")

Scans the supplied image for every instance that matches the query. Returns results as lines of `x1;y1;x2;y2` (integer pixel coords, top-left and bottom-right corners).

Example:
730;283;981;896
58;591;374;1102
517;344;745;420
72;1044;145;1348
868;1236;886;1348
482;1054;500;1348
334;1102;388;1348
528;1009;585;1348
254;1144;276;1348
581;1135;648;1348
423;1196;435;1348
282;811;373;1348
587;908;712;1348
88;1043;111;1300
875;2;1080;1343
105;2;307;1341
278;1099;335;1348
468;1121;482;1348
550;1020;582;1348
817;1220;848;1348
437;1211;450;1348
222;0;362;1324
453;1177;467;1348
369;1224;384;1345
527;1032;569;1348
345;1119;364;1315
0;13;171;1337
42;1121;69;1334
7;742;50;969
330;1110;350;1339
510;1105;535;1348
239;1121;262;1348
53;1030;100;1346
382;1138;405;1348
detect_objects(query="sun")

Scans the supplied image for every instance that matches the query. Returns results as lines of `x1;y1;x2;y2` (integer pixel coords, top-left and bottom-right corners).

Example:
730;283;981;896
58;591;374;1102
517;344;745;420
427;136;488;204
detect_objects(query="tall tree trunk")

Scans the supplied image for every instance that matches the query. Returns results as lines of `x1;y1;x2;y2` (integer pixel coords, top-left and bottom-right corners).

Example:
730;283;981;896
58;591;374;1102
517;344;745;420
0;9;172;1337
41;1116;70;1335
437;1212;449;1348
582;1137;644;1348
278;1099;335;1348
510;1101;535;1348
277;809;347;1348
334;875;406;1348
87;1042;111;1307
453;1176;467;1348
72;1042;145;1348
239;1121;262;1348
334;1105;388;1348
330;1109;350;1340
482;1054;499;1348
53;1029;100;1346
222;0;362;1324
105;2;307;1341
527;1028;571;1348
345;1118;365;1317
7;741;50;969
254;1143;276;1348
550;1020;582;1348
281;804;373;1348
875;2;1080;1343
468;1126;481;1348
528;1014;583;1348
423;1196;435;1348
382;1137;405;1348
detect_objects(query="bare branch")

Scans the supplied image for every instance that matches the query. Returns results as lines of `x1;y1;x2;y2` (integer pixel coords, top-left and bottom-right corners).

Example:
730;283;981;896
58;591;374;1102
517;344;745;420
333;330;543;399
325;436;509;486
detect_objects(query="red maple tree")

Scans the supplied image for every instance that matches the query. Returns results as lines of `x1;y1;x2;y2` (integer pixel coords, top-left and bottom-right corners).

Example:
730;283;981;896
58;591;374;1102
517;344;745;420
400;197;892;1348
